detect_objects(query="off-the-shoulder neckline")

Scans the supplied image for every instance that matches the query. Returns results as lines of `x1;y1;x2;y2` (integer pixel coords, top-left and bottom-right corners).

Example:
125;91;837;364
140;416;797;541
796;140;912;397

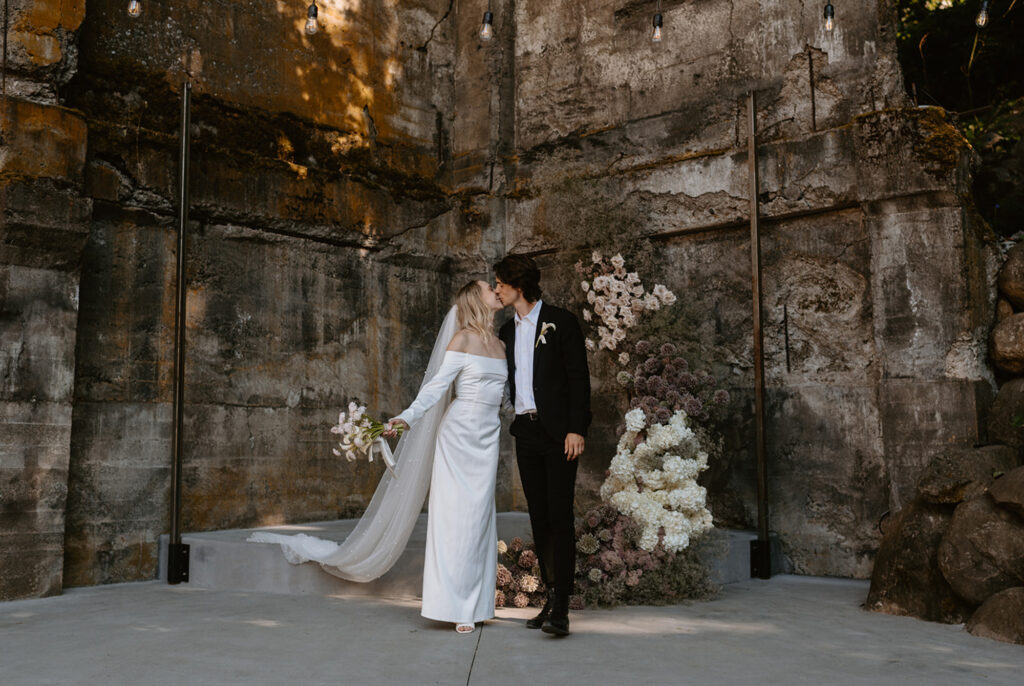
446;351;506;361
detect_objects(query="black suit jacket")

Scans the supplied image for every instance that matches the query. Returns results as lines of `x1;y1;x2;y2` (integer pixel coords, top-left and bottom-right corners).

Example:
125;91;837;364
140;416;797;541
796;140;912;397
499;302;592;442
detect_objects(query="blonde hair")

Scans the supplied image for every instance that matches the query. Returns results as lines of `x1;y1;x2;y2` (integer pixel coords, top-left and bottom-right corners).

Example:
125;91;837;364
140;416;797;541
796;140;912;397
455;281;494;342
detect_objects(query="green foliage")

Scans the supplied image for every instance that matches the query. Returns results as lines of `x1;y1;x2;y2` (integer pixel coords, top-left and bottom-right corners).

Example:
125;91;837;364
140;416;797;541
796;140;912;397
896;0;1022;111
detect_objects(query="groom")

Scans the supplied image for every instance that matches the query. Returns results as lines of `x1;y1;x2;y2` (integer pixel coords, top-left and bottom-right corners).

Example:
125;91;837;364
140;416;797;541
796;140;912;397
494;255;591;637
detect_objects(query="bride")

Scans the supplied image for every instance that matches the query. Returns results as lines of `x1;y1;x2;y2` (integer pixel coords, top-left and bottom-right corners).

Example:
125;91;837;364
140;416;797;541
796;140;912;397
249;280;507;635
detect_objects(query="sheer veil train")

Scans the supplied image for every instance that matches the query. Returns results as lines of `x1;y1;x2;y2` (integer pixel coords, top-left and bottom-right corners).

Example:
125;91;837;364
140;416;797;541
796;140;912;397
247;305;459;582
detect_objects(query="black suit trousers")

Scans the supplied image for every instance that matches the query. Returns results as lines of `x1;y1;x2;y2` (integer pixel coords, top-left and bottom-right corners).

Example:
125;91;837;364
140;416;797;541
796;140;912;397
512;414;578;597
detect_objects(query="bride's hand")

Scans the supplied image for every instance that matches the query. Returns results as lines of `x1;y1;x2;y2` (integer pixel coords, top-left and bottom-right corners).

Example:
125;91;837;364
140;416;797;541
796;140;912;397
383;418;409;438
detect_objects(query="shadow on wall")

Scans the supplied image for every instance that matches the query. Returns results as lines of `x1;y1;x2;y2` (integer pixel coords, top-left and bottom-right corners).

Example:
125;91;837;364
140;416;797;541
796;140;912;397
59;0;459;588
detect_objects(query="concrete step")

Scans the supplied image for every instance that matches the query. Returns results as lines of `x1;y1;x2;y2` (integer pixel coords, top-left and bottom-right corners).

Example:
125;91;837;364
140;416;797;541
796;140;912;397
159;514;768;599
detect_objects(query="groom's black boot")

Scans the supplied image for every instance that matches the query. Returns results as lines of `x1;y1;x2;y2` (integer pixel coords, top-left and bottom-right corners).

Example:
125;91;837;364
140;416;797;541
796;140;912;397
541;593;570;637
526;590;553;629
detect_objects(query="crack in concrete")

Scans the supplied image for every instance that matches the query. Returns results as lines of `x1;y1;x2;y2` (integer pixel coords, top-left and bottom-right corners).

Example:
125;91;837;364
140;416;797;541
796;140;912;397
418;0;455;53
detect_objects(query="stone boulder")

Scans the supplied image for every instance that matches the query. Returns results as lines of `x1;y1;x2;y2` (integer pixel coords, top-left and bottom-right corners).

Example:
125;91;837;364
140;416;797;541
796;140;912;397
987;378;1024;453
866;499;974;623
997;298;1016;322
989;466;1024;518
916;445;1019;504
938;495;1024;605
966;587;1024;645
998;243;1024;309
990;313;1024;374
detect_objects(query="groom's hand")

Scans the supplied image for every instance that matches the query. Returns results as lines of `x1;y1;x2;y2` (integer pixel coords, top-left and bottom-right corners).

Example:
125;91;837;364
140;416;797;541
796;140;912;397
564;433;585;461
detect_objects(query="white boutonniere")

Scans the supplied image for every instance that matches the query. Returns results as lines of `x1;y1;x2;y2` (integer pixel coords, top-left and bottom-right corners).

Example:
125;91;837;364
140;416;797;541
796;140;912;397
536;322;557;348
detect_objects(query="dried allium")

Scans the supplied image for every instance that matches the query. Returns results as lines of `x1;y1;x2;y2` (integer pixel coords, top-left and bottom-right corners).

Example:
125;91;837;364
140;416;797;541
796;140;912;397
518;574;540;593
509;537;524;553
635;340;652;356
518;549;538;569
577;533;600;554
660;342;678;356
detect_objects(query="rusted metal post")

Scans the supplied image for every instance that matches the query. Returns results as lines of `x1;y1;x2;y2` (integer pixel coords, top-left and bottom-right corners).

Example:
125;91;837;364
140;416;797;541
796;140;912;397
748;90;771;579
168;82;192;584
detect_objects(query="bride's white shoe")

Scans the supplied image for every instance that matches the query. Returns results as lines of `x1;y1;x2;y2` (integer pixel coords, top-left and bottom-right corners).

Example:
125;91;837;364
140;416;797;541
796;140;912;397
455;623;476;634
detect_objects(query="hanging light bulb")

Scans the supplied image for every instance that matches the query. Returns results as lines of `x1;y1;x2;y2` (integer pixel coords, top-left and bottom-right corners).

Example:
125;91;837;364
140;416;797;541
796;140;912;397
651;13;663;43
480;11;494;41
127;0;142;18
975;0;990;29
823;2;835;32
305;2;319;35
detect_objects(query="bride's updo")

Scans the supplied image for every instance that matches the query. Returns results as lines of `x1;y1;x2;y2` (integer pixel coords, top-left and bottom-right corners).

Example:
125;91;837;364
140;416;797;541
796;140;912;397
455;280;494;342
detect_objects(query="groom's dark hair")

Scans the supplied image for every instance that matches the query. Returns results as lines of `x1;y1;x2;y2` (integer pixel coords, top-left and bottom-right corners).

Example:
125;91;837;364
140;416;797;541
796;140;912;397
493;254;542;303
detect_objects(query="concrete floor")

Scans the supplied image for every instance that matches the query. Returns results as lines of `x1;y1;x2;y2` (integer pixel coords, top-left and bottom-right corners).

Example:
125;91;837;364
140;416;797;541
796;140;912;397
1;575;1020;685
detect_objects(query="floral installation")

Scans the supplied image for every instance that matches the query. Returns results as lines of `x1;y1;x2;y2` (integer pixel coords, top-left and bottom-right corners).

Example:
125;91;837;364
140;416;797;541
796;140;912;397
491;250;729;610
617;340;730;425
329;402;402;468
600;407;714;553
575;251;676;359
494;537;548;609
572;504;718;608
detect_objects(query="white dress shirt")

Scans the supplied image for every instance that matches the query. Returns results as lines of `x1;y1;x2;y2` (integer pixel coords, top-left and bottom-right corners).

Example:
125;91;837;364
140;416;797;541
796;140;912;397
513;300;542;414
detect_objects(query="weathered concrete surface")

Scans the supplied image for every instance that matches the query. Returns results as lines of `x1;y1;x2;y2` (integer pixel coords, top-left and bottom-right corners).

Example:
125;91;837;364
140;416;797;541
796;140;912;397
2;576;1023;686
1;93;91;600
497;0;997;578
2;0;1008;597
53;0;500;591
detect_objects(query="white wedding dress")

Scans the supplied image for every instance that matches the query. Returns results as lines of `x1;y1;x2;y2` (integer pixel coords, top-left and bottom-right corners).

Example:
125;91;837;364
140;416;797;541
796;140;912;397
248;306;507;625
396;351;507;623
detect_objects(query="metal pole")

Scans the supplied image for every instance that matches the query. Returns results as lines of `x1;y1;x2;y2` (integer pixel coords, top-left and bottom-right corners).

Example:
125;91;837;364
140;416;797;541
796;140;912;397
3;0;9;96
168;82;192;584
747;90;771;579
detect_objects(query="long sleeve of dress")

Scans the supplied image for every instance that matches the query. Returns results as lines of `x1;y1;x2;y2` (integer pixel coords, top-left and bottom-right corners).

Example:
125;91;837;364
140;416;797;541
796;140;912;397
396;351;467;429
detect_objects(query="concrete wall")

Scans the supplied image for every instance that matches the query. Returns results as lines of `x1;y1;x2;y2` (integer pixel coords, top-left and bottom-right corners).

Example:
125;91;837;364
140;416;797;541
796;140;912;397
1;0;91;600
487;0;997;577
1;0;1000;598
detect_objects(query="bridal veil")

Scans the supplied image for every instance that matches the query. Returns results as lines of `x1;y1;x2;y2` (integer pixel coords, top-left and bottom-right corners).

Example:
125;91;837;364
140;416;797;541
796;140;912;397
248;305;459;582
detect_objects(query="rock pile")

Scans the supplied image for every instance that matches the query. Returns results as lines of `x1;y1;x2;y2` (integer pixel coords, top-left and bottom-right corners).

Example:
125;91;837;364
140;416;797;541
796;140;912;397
992;244;1024;382
868;241;1024;644
866;446;1024;643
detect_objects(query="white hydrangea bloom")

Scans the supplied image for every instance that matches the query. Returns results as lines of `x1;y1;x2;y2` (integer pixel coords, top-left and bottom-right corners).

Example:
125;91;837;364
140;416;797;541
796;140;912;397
600;409;713;553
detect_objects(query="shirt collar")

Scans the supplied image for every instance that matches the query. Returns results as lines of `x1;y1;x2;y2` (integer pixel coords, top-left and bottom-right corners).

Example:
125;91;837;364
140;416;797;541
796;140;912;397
515;299;543;327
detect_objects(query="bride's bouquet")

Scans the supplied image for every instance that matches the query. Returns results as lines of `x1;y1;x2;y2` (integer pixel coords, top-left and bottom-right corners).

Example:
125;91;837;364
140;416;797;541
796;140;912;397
331;402;402;475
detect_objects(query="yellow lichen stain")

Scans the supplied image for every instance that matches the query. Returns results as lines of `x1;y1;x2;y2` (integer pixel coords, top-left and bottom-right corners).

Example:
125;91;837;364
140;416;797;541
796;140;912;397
911;107;969;175
10;31;62;66
19;0;83;32
0;97;87;181
276;133;295;160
